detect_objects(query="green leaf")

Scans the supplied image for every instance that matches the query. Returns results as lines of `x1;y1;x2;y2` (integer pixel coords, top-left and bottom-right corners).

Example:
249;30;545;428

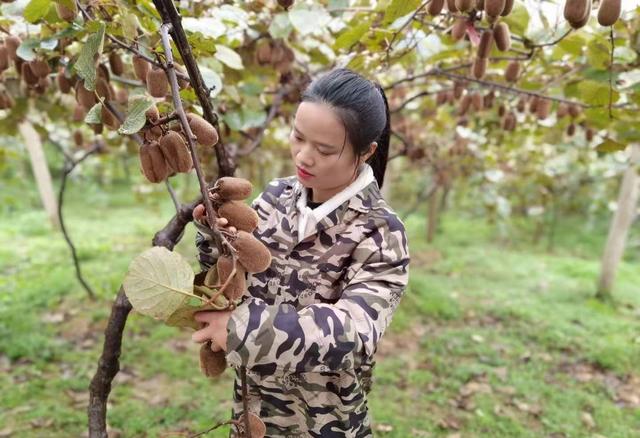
269;13;292;39
84;103;102;125
123;247;196;321
214;44;243;70
74;22;105;91
16;38;40;61
289;7;331;36
556;33;586;57
595;138;626;154
382;0;420;26
200;66;223;98
501;3;529;36
165;303;223;330
118;96;155;135
24;0;51;23
587;37;611;70
121;13;141;41
334;21;369;50
578;81;619;106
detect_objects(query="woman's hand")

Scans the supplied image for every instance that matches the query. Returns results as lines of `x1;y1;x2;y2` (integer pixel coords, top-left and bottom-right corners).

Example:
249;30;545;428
192;310;232;352
193;204;237;233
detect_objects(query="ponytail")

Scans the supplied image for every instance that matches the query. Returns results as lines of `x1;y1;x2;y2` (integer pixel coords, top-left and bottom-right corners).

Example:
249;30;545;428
368;83;390;189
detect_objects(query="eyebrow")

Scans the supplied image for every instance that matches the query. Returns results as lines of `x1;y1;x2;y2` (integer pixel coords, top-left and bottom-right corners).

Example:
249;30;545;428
293;125;339;151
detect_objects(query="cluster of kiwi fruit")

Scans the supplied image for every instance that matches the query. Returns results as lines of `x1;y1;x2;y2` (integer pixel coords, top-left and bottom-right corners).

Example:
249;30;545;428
564;0;621;29
138;107;219;183
254;39;295;74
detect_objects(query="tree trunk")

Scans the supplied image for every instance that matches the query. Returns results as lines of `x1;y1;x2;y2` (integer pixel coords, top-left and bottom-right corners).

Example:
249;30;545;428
19;120;60;230
427;185;440;243
597;144;640;301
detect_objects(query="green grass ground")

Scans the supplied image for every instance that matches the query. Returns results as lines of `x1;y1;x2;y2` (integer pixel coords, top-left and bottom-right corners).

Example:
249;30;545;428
0;179;638;437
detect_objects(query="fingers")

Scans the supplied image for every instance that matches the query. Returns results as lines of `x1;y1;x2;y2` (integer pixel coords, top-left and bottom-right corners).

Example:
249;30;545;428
194;311;215;323
191;326;213;344
210;341;222;352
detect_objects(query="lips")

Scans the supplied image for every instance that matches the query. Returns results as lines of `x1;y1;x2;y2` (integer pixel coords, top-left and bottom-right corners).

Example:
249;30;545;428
297;167;314;177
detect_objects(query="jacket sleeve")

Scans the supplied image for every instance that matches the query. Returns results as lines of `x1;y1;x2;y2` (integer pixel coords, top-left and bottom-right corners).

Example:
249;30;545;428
224;218;410;374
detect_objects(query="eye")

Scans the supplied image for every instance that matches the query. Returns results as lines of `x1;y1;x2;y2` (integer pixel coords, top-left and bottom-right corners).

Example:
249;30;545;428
317;148;332;156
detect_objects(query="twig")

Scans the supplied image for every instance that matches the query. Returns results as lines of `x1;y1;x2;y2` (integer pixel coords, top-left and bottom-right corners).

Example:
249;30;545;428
385;0;432;64
165;179;180;213
188;420;235;438
240;366;252;438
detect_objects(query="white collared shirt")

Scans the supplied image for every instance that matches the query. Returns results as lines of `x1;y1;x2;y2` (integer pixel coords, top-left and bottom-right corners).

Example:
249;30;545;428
295;163;376;243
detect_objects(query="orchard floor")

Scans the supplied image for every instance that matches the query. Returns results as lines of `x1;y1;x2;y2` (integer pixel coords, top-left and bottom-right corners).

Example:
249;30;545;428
1;180;639;438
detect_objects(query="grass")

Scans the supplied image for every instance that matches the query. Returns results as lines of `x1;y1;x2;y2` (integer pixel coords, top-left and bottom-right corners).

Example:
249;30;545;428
0;177;639;437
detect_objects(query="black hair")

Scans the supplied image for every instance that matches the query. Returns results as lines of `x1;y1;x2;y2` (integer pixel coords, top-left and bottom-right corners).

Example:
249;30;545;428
301;68;391;189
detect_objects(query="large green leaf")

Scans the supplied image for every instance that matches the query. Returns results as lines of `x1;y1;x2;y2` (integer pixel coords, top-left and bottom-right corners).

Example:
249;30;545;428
214;44;243;70
595;138;626;154
578;81;619;106
587;36;611;71
16;38;40;61
24;0;51;23
269;13;292;39
118;96;155;135
334;21;370;50
74;22;105;91
502;3;529;36
123;246;195;321
382;0;420;26
289;7;331;36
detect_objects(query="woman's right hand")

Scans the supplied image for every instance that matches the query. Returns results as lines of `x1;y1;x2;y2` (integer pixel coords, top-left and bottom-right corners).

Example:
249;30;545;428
193;204;236;233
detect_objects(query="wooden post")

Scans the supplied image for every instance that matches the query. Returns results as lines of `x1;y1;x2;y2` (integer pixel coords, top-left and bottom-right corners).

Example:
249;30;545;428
597;144;640;300
19;120;60;230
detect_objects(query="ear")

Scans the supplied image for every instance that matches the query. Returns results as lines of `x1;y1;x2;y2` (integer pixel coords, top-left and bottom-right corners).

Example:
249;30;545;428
364;142;378;162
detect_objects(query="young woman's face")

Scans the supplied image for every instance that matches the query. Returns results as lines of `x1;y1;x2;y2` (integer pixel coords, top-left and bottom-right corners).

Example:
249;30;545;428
289;102;363;201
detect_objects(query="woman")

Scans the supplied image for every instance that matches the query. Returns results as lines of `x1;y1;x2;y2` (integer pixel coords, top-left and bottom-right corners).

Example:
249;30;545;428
192;68;410;437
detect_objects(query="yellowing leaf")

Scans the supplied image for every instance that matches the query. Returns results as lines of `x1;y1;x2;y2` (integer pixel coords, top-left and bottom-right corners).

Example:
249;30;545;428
123;247;195;321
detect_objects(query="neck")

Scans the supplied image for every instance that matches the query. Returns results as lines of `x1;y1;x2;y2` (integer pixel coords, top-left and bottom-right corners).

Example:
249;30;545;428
310;165;361;202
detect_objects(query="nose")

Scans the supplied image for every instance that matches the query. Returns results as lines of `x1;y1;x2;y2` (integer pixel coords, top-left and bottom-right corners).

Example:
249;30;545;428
296;143;314;168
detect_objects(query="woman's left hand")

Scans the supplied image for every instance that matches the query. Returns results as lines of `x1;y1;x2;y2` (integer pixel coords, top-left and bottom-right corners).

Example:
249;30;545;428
192;310;232;352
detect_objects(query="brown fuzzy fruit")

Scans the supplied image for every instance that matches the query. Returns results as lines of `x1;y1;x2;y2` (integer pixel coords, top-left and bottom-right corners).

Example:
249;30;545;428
75;80;96;108
568;103;582;118
451;18;467;42
567;123;576;137
159;131;192;173
478;30;494;58
516;97;526;113
536;98;552;120
585;127;595;142
556;103;569;118
504;61;520;82
187;113;219;147
498;103;506;117
454;81;465;99
108;52;124;76
146;67;169;98
501;111;516;131
199;343;227;378
5;35;20;61
101;106;120;130
216;255;247;301
92;123;104;134
73;130;83;147
132;55;151;82
277;0;294;10
218;201;259;233
213;177;253;201
597;0;620;26
455;0;474;12
0;45;8;72
436;90;448;105
236;413;266;438
232;230;272;273
471;92;483;112
472;56;488;79
446;0;458;12
458;94;472;115
528;96;539;114
566;0;592;28
476;0;485;10
21;62;39;85
484;0;506;17
493;22;511;52
146;105;160;122
501;0;514;16
55;1;77;22
56;68;73;93
116;87;128;104
428;0;445;15
255;40;273;65
96;78;112;101
73;104;86;122
29;59;50;78
483;91;495;109
139;140;169;183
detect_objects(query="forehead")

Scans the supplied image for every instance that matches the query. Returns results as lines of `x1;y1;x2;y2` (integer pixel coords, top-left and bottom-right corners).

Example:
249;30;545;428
294;102;347;149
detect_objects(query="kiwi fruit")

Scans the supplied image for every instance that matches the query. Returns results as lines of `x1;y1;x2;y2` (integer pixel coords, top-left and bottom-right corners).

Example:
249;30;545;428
218;201;259;233
108;52;124;76
501;0;514;16
73;130;83;147
472;56;488;79
455;0;474;12
484;0;506;17
504;61;520;82
446;0;458;12
536;98;552;120
92;123;104;135
159;131;192;173
132;55;151;82
216;255;247;301
471;91;483;112
597;0;620;26
139;140;169;183
199;343;227;378
96;77;112;101
29;59;50;78
565;0;592;29
453;81;465;99
213;177;253;201
116;87;128;104
21;62;39;86
516;96;526;113
175;64;190;89
528;95;539;114
146;66;169;98
236;413;266;438
428;0;445;15
75;80;96;108
187;113;219;147
55;1;77;22
476;0;485;10
493;22;511;52
497;103;506;117
436;90;448;105
451;18;467;42
102;106;120;130
556;103;569;118
568;103;582;118
585;127;595;142
0;45;8;72
5;35;20;61
73;104;86;122
567;123;576;137
458;94;472;115
483;90;495;109
56;68;73;93
255;40;273;65
277;0;294;10
231;230;272;273
478;30;494;58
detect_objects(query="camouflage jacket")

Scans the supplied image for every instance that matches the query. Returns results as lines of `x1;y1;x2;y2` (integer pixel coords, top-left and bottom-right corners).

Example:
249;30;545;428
195;175;410;437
